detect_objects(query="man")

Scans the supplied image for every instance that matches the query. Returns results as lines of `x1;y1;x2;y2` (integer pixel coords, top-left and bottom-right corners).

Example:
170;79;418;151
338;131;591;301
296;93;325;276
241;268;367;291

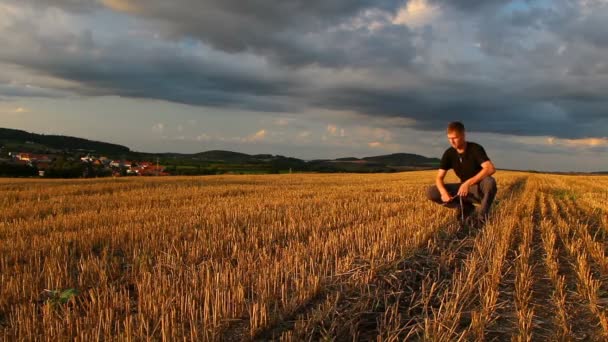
426;121;497;226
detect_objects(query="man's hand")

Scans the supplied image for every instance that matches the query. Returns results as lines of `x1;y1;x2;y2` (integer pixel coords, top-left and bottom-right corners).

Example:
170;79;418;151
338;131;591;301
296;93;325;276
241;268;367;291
441;192;452;203
457;181;471;197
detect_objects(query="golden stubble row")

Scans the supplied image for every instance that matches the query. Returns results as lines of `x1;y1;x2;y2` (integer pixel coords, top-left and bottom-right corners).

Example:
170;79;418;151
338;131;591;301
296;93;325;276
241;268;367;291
3;171;604;340
0;171;478;340
279;173;527;340
538;175;608;340
419;176;527;341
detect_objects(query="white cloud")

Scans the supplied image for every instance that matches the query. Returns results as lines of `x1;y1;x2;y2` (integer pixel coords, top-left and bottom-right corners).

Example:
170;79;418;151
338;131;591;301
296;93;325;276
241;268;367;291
273;117;293;126
0;4;21;31
295;130;314;143
356;126;393;142
196;133;211;141
152;123;164;133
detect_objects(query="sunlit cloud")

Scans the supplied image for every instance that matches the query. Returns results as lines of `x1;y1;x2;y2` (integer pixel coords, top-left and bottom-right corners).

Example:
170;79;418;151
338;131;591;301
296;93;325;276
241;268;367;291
243;129;267;142
547;136;608;148
326;124;347;137
253;129;266;139
326;124;338;135
101;0;140;13
368;141;382;148
393;0;440;27
273;118;292;126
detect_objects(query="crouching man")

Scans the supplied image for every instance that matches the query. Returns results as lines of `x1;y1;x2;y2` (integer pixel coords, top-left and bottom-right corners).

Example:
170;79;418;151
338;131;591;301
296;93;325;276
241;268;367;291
426;121;497;226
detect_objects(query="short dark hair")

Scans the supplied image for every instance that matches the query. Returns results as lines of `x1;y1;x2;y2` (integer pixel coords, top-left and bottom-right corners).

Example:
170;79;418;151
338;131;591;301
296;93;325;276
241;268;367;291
447;121;465;133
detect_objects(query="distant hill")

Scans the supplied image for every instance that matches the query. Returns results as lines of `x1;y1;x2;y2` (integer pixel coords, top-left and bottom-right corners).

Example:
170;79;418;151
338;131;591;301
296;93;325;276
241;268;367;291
193;150;252;163
362;153;439;166
334;157;360;161
307;153;439;173
0;127;440;173
0;127;130;155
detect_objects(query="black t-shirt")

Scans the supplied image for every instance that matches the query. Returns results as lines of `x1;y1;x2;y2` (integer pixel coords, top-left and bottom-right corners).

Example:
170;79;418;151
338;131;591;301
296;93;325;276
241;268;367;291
440;142;490;182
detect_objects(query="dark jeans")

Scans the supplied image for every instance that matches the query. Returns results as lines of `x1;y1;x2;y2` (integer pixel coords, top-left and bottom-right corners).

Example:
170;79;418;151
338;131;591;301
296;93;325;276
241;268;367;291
426;177;497;218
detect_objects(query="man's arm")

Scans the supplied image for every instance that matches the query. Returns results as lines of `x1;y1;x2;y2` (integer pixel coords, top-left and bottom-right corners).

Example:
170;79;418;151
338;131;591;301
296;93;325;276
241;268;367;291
435;169;452;202
457;160;495;197
466;160;496;186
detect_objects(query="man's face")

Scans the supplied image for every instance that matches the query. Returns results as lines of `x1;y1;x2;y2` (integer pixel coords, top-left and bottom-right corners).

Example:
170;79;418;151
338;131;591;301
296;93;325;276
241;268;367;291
447;130;466;149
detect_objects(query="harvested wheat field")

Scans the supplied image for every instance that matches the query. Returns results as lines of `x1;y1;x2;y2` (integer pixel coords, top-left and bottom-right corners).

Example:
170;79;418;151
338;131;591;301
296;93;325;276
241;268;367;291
1;171;608;341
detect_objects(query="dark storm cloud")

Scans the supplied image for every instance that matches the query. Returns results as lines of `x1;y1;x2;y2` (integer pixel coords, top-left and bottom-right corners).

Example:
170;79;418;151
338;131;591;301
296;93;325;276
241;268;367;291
313;77;608;139
8;0;411;67
0;83;67;99
0;0;419;109
0;17;298;111
427;0;513;11
1;0;607;142
3;0;99;12
407;0;608;139
7;0;403;30
174;2;412;68
547;2;608;49
53;56;296;111
288;24;417;68
122;0;413;67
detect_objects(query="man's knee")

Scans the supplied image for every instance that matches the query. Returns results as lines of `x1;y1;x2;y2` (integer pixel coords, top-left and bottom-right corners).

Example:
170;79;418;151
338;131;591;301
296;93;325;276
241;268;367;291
427;185;441;203
480;177;497;193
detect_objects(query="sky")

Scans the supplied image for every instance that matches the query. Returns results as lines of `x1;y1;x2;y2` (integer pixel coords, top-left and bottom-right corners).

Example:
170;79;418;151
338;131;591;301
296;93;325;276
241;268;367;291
0;0;607;172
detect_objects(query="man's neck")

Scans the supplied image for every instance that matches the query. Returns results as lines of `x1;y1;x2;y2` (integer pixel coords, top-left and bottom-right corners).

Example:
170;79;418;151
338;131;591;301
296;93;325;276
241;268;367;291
456;141;467;154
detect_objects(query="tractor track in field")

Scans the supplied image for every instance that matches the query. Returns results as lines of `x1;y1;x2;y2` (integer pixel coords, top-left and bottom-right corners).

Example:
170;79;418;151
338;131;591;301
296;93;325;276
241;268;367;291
252;220;481;341
552;193;607;340
249;177;529;341
527;193;559;339
219;196;449;342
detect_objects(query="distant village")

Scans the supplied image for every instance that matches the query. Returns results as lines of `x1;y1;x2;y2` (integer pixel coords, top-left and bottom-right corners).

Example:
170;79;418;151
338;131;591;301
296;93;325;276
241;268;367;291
3;152;168;177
